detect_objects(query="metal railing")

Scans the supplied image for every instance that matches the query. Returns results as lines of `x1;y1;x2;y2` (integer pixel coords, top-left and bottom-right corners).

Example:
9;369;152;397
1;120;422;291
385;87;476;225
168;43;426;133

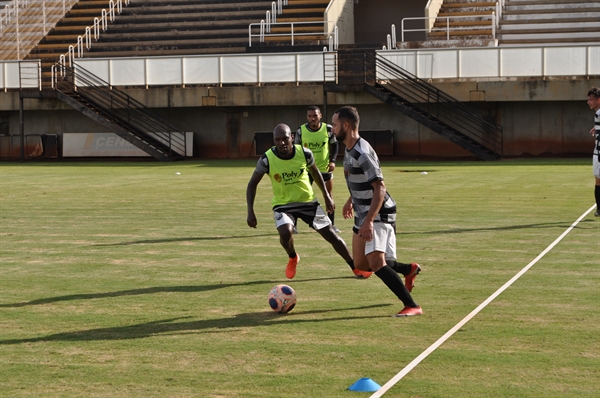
366;52;503;156
60;0;129;68
249;20;337;49
54;61;187;159
0;0;78;60
398;13;498;44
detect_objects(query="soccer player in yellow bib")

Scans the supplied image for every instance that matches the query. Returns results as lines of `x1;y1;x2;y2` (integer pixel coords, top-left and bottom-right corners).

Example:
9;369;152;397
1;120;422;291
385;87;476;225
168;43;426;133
295;106;341;233
246;123;372;279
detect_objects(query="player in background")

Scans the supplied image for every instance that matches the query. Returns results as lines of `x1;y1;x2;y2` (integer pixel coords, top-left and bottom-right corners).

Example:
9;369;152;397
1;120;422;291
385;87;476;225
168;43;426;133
586;87;600;217
333;106;422;317
246;123;373;279
295;106;341;233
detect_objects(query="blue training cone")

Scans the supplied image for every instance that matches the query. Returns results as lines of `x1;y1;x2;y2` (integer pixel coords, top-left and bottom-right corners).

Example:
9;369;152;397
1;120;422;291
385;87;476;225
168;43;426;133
348;377;381;392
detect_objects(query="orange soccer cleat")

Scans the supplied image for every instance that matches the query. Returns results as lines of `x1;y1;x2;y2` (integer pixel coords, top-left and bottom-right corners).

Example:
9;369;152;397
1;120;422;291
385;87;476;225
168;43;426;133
353;269;373;279
404;263;421;293
285;254;300;279
395;306;423;317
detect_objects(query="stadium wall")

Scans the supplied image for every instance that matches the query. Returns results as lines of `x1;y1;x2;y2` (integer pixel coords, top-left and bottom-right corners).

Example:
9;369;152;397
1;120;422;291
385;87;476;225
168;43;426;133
1;77;598;159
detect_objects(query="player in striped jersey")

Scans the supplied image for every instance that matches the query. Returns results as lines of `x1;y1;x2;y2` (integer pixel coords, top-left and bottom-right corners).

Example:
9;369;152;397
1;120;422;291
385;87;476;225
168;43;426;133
586;87;600;217
333;106;422;317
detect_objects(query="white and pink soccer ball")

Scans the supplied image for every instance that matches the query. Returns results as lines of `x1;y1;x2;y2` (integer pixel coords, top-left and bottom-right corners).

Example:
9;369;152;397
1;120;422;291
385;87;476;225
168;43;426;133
268;284;296;313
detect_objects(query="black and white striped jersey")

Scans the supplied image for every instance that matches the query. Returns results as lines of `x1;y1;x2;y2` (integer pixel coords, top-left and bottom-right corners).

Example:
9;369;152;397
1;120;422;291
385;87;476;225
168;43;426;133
343;137;396;228
594;109;599;159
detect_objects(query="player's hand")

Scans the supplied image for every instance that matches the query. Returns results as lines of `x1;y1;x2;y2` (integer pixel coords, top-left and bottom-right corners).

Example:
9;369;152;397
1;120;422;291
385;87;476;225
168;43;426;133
590;127;597;136
247;213;257;228
357;221;374;242
342;199;353;219
324;195;335;214
328;162;336;172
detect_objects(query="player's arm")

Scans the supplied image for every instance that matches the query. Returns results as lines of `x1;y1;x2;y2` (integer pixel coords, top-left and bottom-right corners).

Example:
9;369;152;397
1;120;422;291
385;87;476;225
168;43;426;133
342;196;353;219
309;162;334;214
357;179;385;241
246;168;265;228
327;126;338;172
294;128;302;144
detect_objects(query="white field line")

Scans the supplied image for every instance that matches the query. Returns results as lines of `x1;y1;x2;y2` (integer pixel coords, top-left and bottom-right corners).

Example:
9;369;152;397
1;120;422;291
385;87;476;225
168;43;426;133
370;204;598;398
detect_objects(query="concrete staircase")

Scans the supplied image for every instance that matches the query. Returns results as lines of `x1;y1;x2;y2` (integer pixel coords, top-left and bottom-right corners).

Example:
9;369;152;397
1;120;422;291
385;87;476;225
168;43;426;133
399;0;499;49
499;0;600;46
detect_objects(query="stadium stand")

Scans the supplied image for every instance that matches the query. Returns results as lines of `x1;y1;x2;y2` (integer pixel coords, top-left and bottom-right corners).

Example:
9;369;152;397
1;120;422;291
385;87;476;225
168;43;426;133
21;0;330;87
396;0;499;49
498;0;600;46
430;1;497;41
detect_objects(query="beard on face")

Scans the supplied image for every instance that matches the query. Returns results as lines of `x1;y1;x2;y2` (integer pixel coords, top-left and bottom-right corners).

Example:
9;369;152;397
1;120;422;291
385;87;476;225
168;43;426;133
335;125;347;142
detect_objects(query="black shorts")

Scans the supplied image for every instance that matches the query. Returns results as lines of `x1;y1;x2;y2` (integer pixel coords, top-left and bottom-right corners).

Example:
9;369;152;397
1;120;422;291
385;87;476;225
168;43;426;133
273;201;331;230
308;171;333;184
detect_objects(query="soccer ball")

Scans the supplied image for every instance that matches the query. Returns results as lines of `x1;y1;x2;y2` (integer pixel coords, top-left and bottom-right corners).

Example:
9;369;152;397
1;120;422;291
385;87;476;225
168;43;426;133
268;284;297;313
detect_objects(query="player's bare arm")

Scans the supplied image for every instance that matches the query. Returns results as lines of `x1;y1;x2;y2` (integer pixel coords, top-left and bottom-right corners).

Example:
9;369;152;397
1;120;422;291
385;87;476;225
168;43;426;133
342;197;353;219
246;171;264;228
309;162;334;214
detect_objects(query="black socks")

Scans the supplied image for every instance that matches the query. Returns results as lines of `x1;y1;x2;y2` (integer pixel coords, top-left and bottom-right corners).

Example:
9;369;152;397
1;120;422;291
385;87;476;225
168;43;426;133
385;260;412;276
347;259;355;270
375;266;417;308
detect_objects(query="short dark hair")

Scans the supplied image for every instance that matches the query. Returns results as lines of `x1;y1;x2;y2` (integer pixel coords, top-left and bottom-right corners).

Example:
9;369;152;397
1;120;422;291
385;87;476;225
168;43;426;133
588;87;600;98
307;105;321;113
333;106;360;130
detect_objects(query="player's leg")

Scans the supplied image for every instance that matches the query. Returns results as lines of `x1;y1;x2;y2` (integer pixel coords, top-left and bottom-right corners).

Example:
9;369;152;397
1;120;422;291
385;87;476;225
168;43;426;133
310;204;364;276
274;210;300;279
386;259;421;292
324;173;340;233
366;223;422;316
382;222;421;291
595;176;600;217
594;155;600;216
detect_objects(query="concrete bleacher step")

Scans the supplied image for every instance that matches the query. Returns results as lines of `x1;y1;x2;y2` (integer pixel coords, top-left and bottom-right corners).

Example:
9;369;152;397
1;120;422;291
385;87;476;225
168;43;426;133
500;22;600;32
441;2;497;7
429;30;493;37
434;20;493;27
438;10;495;17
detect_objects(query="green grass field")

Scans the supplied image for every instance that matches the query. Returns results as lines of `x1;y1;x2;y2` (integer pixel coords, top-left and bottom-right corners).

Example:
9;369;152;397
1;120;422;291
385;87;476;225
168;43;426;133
0;158;598;397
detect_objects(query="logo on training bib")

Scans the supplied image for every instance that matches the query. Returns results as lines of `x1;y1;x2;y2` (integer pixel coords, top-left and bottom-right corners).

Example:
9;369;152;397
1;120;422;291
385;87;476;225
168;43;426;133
305;142;326;151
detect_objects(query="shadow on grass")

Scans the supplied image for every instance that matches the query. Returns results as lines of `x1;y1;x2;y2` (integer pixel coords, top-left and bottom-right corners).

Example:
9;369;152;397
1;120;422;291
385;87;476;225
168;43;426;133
398;219;596;235
0;277;353;308
0;304;392;344
93;220;596;246
93;233;277;246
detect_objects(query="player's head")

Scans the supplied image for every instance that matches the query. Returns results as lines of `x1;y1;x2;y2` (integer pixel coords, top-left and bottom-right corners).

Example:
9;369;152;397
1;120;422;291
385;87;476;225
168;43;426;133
273;124;294;157
331;106;360;142
307;106;322;130
587;87;600;111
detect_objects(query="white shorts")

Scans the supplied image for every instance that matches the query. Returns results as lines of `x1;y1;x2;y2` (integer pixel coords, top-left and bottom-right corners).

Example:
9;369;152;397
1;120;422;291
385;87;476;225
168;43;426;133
594;155;600;179
364;222;397;260
273;202;331;230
